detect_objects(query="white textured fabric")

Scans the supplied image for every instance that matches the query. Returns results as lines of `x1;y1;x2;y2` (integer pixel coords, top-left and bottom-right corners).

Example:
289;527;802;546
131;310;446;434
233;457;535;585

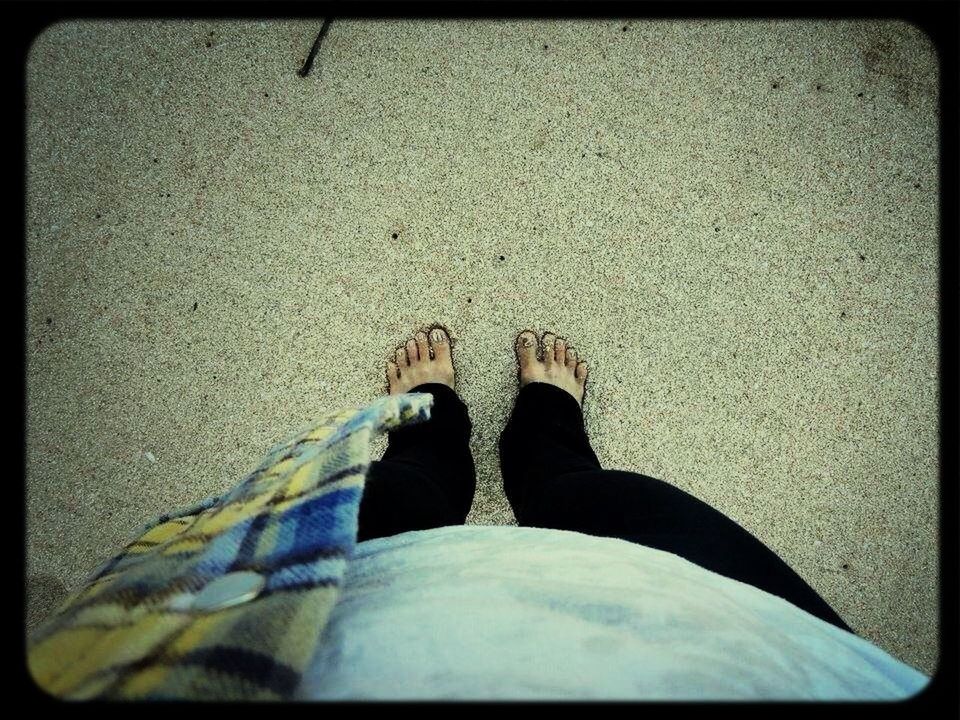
297;525;929;700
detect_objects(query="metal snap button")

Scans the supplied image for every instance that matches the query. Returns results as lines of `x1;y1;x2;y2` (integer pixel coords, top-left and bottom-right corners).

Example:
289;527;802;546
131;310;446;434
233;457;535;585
191;571;266;612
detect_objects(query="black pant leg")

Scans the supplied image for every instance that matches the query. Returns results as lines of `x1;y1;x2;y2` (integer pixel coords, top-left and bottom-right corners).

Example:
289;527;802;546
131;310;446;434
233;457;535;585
499;381;602;513
499;382;853;633
357;383;476;542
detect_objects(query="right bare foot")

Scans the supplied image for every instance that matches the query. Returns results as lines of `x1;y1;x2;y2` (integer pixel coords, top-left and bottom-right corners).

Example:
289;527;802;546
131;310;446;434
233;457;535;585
514;330;589;406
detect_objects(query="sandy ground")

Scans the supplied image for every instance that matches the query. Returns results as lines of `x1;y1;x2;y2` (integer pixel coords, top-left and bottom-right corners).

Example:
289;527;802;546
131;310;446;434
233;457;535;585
25;19;938;675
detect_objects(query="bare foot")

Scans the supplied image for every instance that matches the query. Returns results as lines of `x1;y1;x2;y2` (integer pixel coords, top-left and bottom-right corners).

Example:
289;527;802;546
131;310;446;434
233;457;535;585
515;330;588;406
386;327;455;394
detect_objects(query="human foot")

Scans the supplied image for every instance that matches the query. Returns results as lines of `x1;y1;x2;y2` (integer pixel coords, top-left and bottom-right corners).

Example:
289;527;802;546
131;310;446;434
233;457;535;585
515;330;588;406
386;327;455;394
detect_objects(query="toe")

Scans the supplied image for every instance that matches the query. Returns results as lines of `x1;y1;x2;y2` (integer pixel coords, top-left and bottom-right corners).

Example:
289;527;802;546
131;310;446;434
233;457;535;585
406;338;419;363
396;346;409;367
554;337;567;364
386;360;399;392
415;331;430;361
430;327;451;362
542;332;557;366
565;346;577;368
575;360;588;383
516;330;537;367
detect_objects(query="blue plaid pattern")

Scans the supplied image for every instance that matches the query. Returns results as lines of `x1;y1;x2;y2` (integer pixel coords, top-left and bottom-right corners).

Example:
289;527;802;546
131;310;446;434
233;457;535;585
28;391;435;700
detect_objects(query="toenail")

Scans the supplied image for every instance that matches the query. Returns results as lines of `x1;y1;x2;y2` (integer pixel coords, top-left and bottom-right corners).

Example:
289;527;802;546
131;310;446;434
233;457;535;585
431;330;445;343
521;336;534;347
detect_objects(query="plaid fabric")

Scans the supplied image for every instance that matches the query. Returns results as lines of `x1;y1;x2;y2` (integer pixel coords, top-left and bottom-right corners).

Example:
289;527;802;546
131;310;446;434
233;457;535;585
27;391;435;700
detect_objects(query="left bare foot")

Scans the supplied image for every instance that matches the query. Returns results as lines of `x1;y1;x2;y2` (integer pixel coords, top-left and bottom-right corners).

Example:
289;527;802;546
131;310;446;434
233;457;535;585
385;327;455;394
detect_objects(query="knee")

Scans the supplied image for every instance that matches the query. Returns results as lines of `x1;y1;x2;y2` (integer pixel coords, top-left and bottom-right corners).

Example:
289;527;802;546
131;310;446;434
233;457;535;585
517;469;693;532
359;461;467;537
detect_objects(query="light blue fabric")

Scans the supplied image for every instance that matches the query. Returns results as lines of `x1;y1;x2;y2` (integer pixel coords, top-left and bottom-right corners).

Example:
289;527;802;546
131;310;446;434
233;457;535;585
298;525;930;701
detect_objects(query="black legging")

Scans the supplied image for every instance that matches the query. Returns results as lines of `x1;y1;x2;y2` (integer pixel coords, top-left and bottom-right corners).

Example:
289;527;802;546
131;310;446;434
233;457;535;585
358;381;853;633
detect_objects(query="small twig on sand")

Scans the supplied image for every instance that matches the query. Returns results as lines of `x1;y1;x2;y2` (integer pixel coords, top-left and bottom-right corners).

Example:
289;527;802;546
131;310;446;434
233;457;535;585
297;18;333;78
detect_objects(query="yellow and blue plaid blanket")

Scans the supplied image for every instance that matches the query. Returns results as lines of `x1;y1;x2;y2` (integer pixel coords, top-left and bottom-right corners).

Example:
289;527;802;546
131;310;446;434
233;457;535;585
27;391;435;700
